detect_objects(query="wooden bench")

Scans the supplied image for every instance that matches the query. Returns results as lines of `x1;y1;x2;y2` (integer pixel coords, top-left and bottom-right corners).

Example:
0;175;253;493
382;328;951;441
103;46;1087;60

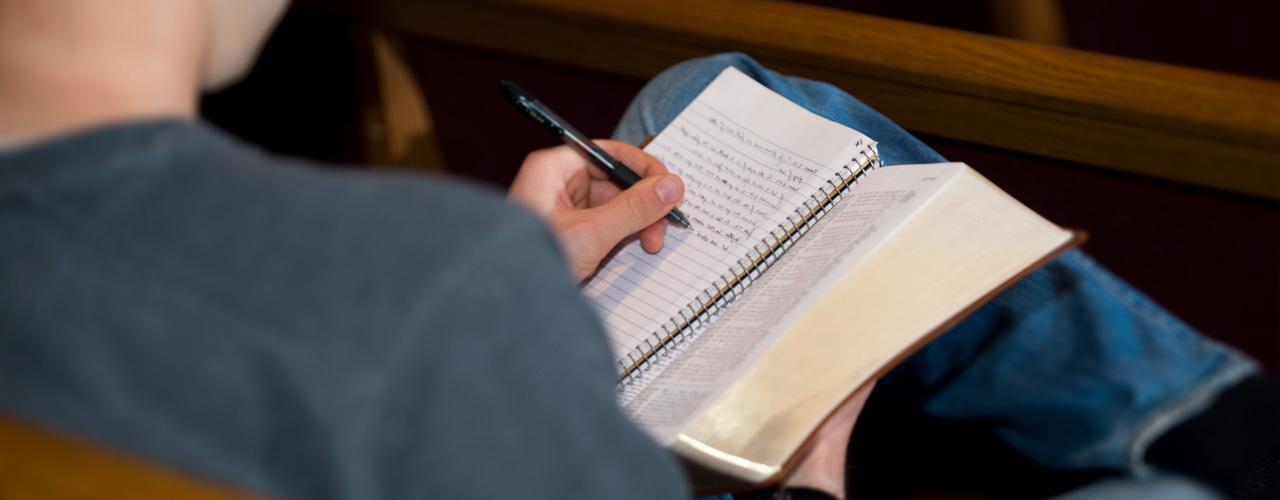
0;415;254;500
319;0;1280;200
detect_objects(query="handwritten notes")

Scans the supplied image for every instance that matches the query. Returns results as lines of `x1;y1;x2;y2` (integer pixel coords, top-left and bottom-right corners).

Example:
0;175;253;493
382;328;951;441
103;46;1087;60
583;67;875;368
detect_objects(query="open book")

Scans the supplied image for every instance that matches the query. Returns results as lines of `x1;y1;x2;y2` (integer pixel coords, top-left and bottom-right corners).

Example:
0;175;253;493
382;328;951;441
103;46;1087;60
583;67;1079;492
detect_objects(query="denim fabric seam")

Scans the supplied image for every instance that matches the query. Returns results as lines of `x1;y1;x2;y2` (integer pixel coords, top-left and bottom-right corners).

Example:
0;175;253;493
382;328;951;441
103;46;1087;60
1074;253;1262;475
1127;358;1256;477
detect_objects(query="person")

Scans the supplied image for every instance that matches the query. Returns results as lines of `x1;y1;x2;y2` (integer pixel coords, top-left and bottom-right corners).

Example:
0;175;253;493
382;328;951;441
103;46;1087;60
1;1;858;498
0;0;688;498
0;1;1274;499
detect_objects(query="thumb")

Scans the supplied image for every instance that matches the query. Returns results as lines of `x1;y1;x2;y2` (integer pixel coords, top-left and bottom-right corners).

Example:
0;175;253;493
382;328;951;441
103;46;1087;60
589;174;684;249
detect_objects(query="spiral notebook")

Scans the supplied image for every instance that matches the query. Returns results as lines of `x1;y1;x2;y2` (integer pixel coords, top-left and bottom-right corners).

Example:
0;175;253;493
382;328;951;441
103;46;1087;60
583;67;1080;492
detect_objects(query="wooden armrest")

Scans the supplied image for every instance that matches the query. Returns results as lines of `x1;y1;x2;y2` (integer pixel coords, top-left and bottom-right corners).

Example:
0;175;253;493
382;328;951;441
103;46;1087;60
0;415;257;500
306;0;1280;200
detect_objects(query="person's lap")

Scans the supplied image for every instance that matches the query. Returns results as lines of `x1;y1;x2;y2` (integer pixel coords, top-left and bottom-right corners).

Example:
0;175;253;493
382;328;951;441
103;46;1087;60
612;52;1254;498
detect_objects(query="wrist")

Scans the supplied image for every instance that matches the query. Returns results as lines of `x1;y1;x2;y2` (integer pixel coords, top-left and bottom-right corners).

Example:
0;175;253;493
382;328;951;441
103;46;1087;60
781;450;845;498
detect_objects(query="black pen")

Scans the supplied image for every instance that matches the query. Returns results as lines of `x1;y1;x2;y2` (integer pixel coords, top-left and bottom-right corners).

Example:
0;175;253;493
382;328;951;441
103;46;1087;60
500;80;691;229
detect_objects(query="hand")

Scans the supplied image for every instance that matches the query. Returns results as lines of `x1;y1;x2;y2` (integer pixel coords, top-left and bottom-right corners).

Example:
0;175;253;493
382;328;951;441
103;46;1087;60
782;382;876;500
508;139;685;281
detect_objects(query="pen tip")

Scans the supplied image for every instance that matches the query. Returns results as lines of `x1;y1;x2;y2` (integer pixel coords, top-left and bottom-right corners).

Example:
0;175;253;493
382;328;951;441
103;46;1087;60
669;211;692;229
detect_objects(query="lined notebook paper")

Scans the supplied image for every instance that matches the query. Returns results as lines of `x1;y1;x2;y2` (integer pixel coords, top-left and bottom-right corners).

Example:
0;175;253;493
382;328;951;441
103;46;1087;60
583;67;877;377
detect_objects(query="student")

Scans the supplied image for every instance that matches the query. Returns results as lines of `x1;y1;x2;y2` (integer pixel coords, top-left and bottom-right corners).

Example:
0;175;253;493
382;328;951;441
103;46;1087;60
0;1;1273;499
0;1;860;498
0;0;689;498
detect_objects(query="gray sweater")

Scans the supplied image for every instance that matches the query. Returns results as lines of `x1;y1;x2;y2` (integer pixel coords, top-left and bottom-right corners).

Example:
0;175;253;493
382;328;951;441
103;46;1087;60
0;120;686;499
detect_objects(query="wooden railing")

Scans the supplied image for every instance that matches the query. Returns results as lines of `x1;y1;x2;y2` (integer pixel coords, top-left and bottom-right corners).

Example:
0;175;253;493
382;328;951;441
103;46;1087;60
313;0;1280;200
0;415;253;500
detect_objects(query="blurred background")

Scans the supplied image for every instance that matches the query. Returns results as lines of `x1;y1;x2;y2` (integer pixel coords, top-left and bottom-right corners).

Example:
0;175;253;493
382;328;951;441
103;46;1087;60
200;1;1278;497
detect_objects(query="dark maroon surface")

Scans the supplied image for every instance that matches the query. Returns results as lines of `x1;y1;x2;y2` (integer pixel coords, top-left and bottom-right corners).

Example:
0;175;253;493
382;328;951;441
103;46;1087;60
399;40;644;188
1060;0;1280;80
799;0;1280;80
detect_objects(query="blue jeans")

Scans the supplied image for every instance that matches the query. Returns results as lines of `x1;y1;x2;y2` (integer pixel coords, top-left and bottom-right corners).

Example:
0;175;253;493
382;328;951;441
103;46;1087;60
612;53;1255;498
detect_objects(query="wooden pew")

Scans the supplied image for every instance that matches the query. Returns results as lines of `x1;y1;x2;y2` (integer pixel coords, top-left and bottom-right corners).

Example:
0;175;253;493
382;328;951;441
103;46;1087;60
316;0;1280;200
0;415;255;500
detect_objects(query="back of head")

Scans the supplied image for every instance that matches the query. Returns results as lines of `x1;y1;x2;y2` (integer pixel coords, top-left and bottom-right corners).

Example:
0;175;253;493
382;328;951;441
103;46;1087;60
0;0;290;143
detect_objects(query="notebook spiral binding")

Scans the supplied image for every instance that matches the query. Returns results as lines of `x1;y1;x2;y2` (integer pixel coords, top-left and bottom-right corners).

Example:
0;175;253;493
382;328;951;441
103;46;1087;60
617;149;882;389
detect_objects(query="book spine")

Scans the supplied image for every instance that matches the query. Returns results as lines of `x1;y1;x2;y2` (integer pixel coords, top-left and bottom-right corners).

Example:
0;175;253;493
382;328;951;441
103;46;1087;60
617;148;882;389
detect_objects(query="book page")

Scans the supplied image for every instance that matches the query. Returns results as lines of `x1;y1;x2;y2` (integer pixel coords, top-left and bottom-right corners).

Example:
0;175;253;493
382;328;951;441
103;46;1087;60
583;67;874;369
677;164;1074;483
621;164;964;442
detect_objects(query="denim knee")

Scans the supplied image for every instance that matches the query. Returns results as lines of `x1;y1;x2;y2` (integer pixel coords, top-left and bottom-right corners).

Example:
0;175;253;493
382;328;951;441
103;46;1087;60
612;52;768;144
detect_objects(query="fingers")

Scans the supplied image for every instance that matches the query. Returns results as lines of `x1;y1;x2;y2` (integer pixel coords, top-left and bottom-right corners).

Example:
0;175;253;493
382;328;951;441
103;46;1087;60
587;173;684;254
586;179;622;208
639;220;666;253
585;141;674;209
511;140;669;210
508;146;574;211
509;144;596;213
589;141;681;253
518;140;665;182
509;139;685;280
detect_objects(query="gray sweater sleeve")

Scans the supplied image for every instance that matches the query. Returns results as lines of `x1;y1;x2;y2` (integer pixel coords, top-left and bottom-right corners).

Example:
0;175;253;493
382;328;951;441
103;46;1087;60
358;213;690;500
0;120;689;499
